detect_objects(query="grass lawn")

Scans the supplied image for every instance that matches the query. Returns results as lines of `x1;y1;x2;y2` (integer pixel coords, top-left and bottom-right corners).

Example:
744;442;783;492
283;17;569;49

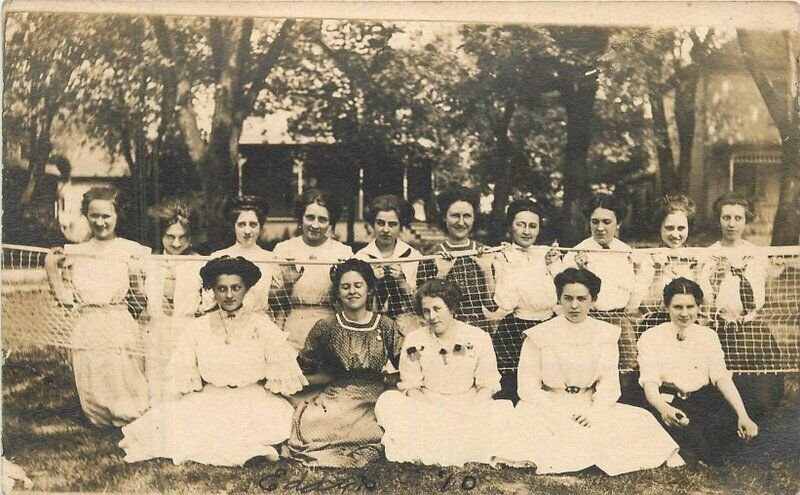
2;348;799;495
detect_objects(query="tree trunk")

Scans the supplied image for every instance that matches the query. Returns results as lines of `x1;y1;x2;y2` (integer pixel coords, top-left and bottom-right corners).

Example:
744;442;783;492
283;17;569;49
674;67;698;192
488;101;516;244
649;88;679;195
559;76;599;245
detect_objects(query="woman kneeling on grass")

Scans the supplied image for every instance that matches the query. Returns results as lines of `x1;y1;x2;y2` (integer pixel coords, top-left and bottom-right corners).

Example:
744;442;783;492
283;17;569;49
495;268;682;475
638;277;758;465
119;256;307;466
375;279;513;467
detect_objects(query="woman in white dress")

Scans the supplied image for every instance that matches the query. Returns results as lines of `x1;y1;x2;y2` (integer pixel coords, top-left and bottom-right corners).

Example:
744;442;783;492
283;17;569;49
700;192;783;419
489;199;561;403
119;256;307;466
273;189;353;350
355;194;421;328
44;186;151;426
638;277;758;465
375;279;513;467
496;268;682;475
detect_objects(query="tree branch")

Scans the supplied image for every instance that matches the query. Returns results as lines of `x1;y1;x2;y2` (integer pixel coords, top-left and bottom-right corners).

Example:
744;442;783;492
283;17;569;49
738;29;790;134
241;18;295;113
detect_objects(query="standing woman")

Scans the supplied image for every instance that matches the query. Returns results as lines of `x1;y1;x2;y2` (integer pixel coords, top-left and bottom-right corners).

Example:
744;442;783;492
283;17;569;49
416;187;497;332
638;195;708;331
375;279;512;467
701;192;783;419
496;268;681;475
355;194;421;321
563;195;649;373
144;199;204;405
119;256;306;466
287;259;404;467
489;199;561;402
273;189;353;350
44;186;151;426
638;278;758;465
209;195;278;314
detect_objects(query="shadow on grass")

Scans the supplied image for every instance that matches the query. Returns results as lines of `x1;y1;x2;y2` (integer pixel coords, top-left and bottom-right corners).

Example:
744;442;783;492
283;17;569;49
3;350;799;494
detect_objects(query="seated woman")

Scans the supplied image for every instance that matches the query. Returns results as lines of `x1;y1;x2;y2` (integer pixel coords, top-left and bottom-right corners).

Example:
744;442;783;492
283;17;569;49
699;192;783;419
375;279;512;467
416;187;497;333
638;278;758;465
496;268;681;476
355;194;421;323
119;256;307;466
489;198;561;403
286;259;404;467
273;189;354;350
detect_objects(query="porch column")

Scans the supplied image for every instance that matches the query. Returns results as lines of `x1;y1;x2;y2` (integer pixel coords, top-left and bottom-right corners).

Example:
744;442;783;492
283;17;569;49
293;157;304;195
403;163;409;200
357;165;365;219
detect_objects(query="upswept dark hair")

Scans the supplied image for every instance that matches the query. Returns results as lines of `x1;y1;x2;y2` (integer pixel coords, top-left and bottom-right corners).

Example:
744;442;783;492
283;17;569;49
505;198;546;229
295;189;341;226
226;195;269;226
652;194;696;233
663;277;704;307
199;256;262;290
365;194;415;228
329;258;377;305
436;186;480;230
81;186;122;217
583;194;627;224
712;192;755;224
151;197;193;235
554;268;602;301
414;278;461;314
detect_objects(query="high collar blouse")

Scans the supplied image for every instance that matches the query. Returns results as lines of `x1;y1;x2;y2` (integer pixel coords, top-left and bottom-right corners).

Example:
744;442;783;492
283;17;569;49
272;236;354;305
492;244;560;321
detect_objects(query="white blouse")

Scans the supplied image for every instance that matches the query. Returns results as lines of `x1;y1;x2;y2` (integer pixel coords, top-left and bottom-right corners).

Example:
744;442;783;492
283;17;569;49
354;238;421;290
699;241;767;319
517;316;621;409
171;311;306;395
492;245;559;321
637;322;732;393
397;322;501;395
272;236;353;305
208;244;281;313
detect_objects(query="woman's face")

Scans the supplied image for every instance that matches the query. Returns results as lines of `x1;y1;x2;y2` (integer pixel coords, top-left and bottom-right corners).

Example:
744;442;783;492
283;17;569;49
234;210;261;248
420;296;455;335
445;201;474;242
373;210;401;250
301;202;331;246
162;222;190;255
337;270;370;313
719;204;747;243
589;207;619;247
510;210;541;248
667;293;700;330
660;212;689;249
559;283;593;323
86;199;117;241
213;274;248;312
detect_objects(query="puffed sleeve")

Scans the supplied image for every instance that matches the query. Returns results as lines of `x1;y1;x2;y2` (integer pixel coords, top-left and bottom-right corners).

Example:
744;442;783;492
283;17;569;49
516;331;552;407
172;259;204;318
706;330;733;386
474;331;501;392
397;331;426;392
492;257;519;313
260;315;308;395
592;324;622;410
169;325;203;395
636;328;662;388
297;320;329;375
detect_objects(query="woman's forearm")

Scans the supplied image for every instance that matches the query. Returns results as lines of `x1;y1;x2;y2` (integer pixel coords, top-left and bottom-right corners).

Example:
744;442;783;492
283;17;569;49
717;377;751;420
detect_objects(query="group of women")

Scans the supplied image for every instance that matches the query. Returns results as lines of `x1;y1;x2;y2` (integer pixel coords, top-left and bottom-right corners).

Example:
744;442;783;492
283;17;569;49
44;184;780;473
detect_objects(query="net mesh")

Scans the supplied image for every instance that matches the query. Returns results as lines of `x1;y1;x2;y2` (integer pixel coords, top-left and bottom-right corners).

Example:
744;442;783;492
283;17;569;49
2;243;799;373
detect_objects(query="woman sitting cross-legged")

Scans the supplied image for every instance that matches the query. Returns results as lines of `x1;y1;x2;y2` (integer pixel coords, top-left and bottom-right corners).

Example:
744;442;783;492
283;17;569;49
495;268;682;475
119;256;307;467
375;279;513;467
638;277;758;466
286;259;404;467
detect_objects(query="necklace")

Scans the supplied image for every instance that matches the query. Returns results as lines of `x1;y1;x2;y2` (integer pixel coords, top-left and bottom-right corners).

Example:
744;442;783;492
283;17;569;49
218;309;243;345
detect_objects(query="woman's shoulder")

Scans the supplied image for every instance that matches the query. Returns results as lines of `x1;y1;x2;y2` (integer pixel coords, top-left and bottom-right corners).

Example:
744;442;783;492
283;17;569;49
325;238;354;257
638;321;672;343
114;237;152;255
591;318;621;343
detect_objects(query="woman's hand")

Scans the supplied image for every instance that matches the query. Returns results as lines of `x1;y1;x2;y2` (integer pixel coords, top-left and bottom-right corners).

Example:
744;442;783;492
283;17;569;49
574;251;589;270
737;415;758;440
281;261;304;286
658;405;690;428
545;243;562;266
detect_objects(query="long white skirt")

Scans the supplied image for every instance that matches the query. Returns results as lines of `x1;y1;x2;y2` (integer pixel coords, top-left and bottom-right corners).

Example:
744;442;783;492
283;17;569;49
496;393;681;476
283;306;333;351
143;315;192;406
119;384;294;466
375;389;514;467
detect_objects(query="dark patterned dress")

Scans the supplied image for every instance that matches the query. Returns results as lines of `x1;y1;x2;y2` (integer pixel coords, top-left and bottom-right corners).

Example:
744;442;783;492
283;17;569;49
286;312;403;467
416;240;497;332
